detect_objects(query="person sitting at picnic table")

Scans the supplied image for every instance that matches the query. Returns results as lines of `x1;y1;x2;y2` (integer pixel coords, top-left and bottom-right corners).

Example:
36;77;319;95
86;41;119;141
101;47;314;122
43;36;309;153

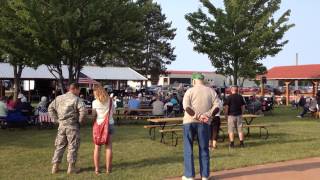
171;93;181;114
92;85;115;175
247;94;262;114
170;94;179;106
164;98;174;117
149;96;157;106
297;95;306;108
35;96;49;115
15;96;33;117
6;95;16;111
126;95;141;115
110;94;122;108
297;96;317;118
182;73;220;180
151;95;164;116
224;85;246;148
0;97;8;119
291;91;300;109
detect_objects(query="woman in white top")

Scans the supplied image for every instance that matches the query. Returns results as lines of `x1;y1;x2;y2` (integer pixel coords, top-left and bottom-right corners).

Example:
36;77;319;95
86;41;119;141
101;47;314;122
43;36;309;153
92;85;115;175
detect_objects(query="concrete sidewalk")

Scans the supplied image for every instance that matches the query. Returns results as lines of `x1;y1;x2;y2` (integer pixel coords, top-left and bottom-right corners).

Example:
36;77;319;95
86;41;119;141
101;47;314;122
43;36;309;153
167;157;320;180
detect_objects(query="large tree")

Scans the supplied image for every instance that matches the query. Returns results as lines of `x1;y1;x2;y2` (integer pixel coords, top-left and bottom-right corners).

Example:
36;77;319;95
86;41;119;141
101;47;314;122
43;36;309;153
185;0;294;85
136;0;176;83
105;0;176;84
0;0;41;99
11;0;144;91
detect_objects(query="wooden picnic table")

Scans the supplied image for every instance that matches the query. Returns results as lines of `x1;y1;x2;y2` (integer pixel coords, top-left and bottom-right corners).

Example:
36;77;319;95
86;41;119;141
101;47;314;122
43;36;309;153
116;108;152;113
147;114;263;142
148;114;262;124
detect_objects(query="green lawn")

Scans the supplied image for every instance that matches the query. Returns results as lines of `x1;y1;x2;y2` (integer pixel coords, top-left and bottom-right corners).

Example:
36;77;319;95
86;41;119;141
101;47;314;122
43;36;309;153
1;107;320;180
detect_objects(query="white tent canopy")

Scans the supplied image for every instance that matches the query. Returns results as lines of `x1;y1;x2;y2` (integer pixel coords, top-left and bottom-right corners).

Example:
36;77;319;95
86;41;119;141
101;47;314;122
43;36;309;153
0;63;147;81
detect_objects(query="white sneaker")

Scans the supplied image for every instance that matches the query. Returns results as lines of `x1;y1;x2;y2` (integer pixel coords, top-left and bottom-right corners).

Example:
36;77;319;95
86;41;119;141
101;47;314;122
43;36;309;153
296;115;302;118
182;176;195;180
202;178;208;180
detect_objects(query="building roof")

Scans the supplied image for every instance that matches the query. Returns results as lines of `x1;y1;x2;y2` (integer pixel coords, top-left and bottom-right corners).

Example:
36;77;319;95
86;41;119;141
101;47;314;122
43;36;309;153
262;64;320;80
81;66;147;81
0;63;147;81
167;70;215;75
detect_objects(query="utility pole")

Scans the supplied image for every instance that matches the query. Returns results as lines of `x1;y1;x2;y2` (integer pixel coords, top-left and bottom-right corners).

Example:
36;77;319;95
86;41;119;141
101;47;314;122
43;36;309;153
295;53;299;90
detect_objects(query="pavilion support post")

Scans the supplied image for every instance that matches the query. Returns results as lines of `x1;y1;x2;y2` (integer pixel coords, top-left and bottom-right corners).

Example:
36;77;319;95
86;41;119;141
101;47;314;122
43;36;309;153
116;80;120;90
0;80;3;98
285;81;291;106
312;80;319;96
260;79;265;97
28;80;31;102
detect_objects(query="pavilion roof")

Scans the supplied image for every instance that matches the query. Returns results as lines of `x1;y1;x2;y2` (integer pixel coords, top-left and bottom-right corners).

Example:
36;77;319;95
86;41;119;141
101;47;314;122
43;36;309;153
261;64;320;80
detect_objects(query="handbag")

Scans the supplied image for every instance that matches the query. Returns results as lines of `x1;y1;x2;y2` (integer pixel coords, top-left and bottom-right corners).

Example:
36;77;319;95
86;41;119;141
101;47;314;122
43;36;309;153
93;99;113;145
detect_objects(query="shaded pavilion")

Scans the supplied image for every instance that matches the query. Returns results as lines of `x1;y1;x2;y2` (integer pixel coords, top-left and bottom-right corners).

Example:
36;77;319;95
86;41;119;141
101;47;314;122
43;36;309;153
260;64;320;106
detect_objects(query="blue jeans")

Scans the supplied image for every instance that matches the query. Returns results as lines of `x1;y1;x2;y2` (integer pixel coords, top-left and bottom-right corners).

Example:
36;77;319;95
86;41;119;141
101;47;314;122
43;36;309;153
183;123;210;178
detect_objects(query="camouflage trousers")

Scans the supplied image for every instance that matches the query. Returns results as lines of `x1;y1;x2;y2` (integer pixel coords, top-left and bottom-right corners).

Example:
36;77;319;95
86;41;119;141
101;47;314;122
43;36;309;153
52;127;80;164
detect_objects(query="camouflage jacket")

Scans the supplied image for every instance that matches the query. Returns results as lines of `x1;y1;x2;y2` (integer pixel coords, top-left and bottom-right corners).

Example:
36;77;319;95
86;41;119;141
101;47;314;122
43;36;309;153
48;92;86;129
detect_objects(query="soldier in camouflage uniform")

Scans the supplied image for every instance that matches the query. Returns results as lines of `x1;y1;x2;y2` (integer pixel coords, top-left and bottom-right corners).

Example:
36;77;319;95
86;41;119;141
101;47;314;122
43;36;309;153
48;83;86;174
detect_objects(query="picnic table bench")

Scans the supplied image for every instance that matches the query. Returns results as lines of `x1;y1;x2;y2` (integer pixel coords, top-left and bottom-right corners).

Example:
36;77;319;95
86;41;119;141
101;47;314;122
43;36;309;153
158;124;271;146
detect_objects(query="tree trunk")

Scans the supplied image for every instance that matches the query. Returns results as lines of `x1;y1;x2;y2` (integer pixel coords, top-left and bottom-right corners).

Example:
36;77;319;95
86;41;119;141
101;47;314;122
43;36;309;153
47;65;65;94
233;58;239;86
233;73;238;86
240;78;245;87
68;64;74;84
13;64;23;100
58;74;65;94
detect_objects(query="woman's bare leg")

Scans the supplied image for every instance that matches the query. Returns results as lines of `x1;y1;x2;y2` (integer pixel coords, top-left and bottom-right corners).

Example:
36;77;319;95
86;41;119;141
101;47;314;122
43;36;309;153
106;136;113;173
212;140;217;148
94;145;100;173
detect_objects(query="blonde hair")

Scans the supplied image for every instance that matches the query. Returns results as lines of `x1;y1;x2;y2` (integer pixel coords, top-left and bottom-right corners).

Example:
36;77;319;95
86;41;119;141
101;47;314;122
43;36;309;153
93;85;109;103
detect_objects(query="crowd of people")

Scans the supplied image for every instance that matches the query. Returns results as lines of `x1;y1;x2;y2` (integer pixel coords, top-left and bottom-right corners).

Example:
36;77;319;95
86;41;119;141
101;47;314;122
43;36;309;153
292;91;320;118
0;94;41;128
2;75;320;179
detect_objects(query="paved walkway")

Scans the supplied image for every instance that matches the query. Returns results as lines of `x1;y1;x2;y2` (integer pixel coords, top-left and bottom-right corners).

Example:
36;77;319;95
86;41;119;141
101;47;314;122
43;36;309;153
167;157;320;180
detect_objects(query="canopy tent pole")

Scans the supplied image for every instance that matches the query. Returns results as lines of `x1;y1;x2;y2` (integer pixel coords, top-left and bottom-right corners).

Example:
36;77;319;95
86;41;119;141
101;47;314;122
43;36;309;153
285;81;291;106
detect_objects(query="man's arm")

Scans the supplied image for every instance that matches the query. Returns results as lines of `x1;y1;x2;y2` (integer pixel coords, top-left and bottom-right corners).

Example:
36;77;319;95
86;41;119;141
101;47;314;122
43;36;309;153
241;105;245;115
183;89;200;120
48;99;58;122
77;99;87;124
241;96;246;115
203;89;220;118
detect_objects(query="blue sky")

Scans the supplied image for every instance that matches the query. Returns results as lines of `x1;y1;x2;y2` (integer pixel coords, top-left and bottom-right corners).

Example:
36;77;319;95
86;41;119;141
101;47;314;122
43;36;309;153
155;0;320;71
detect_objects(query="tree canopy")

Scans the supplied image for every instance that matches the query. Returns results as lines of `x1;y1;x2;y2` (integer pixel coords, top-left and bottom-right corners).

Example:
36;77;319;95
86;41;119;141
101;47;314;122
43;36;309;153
0;0;41;99
186;0;294;85
135;0;176;83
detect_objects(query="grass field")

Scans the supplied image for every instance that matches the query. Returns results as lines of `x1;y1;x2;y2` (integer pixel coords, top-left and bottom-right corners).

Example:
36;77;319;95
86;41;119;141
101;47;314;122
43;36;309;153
1;107;320;180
